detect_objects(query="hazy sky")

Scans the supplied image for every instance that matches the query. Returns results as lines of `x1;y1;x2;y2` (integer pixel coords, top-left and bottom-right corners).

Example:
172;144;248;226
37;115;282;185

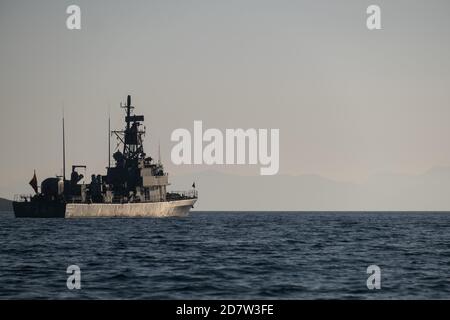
1;0;450;199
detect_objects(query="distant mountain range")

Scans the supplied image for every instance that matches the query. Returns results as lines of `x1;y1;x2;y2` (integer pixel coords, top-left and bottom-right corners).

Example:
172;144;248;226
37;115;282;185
0;197;12;212
170;167;450;211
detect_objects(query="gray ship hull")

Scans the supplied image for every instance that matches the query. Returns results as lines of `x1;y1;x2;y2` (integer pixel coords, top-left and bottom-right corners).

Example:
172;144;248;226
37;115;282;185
65;199;197;218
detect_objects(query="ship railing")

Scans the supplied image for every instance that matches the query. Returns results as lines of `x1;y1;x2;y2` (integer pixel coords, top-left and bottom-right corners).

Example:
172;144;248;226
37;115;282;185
167;190;198;201
13;194;34;202
67;196;84;203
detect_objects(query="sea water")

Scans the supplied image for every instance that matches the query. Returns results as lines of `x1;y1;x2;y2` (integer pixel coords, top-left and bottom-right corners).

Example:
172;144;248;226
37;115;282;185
0;211;449;299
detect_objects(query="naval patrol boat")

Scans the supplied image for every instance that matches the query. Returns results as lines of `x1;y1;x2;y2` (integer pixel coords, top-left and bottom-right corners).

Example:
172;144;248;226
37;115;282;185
13;95;197;218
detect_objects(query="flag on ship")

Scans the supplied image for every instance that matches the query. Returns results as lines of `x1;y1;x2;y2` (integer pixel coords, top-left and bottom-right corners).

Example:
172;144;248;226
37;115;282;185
29;170;38;194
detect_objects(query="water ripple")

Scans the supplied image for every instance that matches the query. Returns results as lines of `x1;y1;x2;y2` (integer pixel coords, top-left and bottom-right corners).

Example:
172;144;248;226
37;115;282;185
1;212;450;298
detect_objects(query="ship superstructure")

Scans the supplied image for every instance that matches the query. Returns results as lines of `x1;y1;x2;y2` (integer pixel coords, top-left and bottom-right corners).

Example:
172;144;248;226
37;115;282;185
13;95;197;218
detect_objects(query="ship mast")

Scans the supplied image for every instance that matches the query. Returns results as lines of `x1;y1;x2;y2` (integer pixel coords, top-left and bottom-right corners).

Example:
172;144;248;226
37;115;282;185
109;95;147;196
123;95;133;156
108;107;111;169
158;140;161;164
62;109;66;181
117;95;145;161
